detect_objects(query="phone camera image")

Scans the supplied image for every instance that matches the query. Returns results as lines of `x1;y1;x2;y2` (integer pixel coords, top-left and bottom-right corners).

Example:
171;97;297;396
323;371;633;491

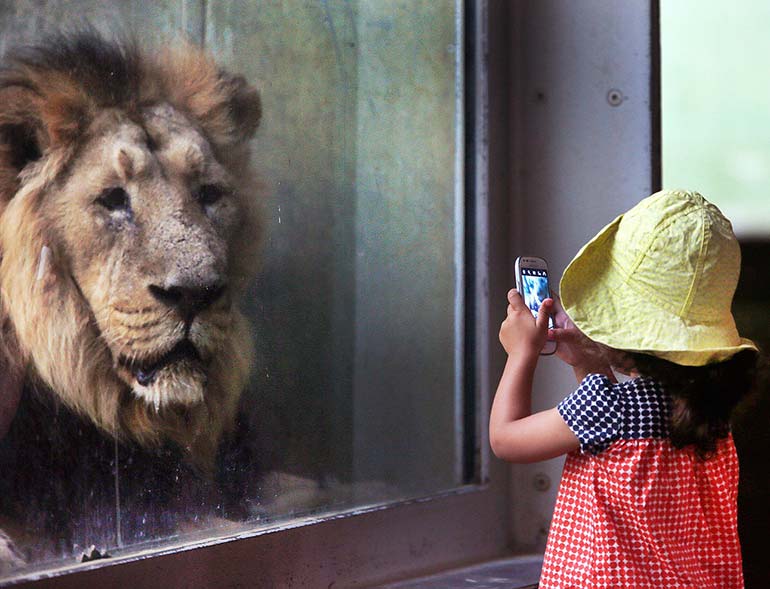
521;269;553;329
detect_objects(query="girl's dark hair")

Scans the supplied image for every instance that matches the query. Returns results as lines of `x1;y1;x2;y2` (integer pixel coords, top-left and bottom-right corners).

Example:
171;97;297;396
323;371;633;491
625;349;758;460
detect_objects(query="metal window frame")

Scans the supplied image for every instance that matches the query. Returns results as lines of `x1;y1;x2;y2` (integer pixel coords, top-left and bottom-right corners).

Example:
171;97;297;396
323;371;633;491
6;2;519;587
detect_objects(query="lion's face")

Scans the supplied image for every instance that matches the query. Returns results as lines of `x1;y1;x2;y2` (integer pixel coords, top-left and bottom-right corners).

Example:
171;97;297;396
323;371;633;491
0;34;262;462
52;105;244;407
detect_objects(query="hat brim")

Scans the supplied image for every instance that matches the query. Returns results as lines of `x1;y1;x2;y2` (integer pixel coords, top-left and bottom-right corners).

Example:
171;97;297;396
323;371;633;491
559;215;758;367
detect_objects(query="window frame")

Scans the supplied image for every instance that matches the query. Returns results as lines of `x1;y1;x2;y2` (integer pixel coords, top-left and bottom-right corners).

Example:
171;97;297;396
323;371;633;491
6;2;517;587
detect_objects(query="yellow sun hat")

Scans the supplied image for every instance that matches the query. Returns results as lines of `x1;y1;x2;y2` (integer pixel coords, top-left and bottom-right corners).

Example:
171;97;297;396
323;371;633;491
559;189;757;366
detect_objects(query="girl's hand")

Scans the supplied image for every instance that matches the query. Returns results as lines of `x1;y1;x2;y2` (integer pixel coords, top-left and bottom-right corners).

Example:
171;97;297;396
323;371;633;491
491;290;579;462
499;289;552;358
547;294;615;382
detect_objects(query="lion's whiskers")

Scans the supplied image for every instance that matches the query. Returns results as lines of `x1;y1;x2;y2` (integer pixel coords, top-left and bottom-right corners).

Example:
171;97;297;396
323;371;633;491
111;304;162;316
93;293;221;411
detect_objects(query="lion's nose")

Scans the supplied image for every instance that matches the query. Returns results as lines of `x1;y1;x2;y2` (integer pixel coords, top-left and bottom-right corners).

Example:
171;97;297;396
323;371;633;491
148;280;226;319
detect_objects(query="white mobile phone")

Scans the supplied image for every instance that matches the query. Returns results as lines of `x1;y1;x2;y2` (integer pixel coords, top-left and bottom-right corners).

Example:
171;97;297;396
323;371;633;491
514;256;557;355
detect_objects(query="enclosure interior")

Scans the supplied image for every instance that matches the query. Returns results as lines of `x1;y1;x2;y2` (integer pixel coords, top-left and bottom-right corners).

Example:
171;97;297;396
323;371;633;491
0;0;468;575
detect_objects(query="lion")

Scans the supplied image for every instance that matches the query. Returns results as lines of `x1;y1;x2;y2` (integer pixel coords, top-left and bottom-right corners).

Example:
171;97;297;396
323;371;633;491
0;31;264;568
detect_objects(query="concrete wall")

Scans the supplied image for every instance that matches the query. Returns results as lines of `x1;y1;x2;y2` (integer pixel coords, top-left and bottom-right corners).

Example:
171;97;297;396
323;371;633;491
506;0;655;550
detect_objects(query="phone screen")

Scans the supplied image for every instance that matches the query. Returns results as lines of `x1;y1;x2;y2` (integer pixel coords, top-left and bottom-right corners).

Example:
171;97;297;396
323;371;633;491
520;267;554;329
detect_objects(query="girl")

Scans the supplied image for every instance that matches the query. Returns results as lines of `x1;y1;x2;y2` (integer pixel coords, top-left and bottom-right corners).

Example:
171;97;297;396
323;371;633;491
490;190;758;588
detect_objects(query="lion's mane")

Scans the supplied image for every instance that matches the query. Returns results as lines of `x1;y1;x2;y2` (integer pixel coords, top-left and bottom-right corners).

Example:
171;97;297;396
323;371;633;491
0;32;262;470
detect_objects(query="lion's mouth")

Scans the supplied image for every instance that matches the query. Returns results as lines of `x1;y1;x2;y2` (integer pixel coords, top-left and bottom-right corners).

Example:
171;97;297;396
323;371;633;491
120;340;202;386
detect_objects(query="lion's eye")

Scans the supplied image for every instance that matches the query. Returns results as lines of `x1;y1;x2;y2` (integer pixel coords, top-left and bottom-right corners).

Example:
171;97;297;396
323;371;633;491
97;187;131;213
195;184;226;207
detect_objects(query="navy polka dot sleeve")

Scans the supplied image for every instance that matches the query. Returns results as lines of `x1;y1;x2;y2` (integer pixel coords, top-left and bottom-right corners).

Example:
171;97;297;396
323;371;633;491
557;374;671;455
558;374;621;454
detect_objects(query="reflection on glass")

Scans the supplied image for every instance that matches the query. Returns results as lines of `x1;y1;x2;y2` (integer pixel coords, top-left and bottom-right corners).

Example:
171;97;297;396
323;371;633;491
0;0;463;579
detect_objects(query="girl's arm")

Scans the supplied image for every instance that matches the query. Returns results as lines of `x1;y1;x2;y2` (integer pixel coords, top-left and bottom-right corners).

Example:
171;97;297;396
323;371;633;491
489;290;579;463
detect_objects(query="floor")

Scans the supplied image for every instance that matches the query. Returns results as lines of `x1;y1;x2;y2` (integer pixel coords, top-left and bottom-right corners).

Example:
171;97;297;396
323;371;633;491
378;554;543;589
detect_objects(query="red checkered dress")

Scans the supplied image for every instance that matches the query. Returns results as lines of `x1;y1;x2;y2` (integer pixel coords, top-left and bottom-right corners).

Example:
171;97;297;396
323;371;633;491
539;374;743;589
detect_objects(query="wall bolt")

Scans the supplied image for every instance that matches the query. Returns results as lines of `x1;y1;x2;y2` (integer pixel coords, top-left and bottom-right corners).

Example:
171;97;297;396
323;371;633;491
533;472;551;492
607;88;625;106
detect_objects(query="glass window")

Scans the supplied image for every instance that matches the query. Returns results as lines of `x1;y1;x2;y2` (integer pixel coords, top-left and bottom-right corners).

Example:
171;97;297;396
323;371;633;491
0;0;468;580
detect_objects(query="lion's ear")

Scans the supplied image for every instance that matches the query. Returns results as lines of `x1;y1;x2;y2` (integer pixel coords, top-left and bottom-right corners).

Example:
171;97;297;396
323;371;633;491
0;86;47;201
221;73;261;144
152;44;261;148
0;80;90;202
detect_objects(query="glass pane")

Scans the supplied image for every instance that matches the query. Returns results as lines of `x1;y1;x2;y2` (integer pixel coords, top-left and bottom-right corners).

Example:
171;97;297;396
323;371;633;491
0;0;464;579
